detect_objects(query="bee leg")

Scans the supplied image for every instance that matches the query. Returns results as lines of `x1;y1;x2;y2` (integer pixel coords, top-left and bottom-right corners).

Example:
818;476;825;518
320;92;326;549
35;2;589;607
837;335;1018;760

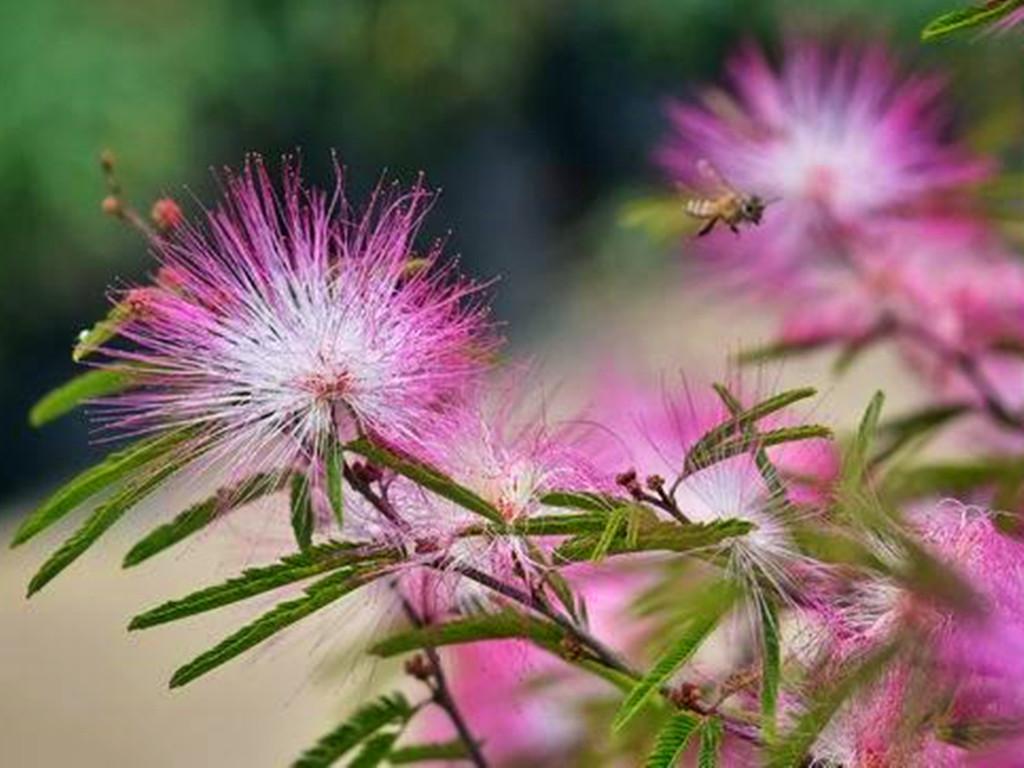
697;218;717;237
729;222;740;235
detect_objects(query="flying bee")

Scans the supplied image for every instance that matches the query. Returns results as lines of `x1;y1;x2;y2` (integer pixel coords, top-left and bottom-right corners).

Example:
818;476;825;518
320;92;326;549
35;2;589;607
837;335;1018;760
683;159;770;237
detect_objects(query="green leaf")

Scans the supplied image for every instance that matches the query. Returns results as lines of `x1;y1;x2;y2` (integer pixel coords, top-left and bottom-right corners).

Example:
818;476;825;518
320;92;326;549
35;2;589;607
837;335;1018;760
29;368;135;427
349;732;400;768
591;504;629;561
389;740;471;764
736;339;827;365
169;567;378;688
711;383;789;498
542;560;581;620
11;429;192;547
685;424;832;476
790;524;885;571
27;463;177;596
325;441;344;528
759;600;781;741
645;712;700;768
683;387;818;473
123;471;290;568
766;640;902;767
291;693;414;768
370;610;564;658
290;473;315;551
555;520;752;563
832;333;882;376
72;303;130;362
935;717;1024;749
842;391;885;488
347;437;502;524
130;540;397;630
883;459;1024;502
872;404;970;467
922;0;1023;40
539;490;628;512
697;717;723;768
613;580;738;731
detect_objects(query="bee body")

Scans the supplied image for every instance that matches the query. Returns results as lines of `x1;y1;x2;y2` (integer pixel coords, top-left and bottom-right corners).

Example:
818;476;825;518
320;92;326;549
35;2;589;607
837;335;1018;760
683;160;770;237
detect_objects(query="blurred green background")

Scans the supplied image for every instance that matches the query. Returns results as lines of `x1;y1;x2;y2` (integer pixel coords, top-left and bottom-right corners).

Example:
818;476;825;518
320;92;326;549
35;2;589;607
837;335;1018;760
4;0;1019;502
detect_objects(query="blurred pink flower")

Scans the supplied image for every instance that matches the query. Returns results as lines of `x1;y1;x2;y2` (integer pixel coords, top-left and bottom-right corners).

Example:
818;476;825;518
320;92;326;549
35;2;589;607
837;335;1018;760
778;216;1024;351
94;158;496;486
806;503;1024;765
661;41;986;288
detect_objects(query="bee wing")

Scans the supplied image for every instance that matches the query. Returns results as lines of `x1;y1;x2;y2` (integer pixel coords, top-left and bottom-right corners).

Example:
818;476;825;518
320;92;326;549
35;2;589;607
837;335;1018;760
695;158;737;196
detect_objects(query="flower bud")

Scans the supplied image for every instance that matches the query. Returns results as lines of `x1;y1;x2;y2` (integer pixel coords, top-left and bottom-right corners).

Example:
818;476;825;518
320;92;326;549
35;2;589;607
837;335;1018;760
150;197;184;231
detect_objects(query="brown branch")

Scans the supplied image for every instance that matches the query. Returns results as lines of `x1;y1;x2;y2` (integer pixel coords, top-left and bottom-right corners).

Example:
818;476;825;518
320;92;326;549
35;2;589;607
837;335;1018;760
397;594;489;768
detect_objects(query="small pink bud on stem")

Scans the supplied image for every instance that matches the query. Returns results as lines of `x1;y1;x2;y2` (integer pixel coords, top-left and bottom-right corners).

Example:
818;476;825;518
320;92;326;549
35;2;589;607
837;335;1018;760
101;195;123;218
150;197;184;231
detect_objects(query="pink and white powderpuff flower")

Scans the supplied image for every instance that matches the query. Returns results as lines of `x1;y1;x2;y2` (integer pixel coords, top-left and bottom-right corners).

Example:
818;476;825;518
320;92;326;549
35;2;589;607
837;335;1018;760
588;374;833;604
94;157;497;492
660;41;987;288
354;378;605;616
804;502;1024;766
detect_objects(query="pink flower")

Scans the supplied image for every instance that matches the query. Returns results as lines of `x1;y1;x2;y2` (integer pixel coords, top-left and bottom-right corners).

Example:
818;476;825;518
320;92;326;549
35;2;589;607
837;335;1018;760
805;503;1024;765
661;41;986;288
778;217;1024;350
94;158;497;486
589;374;832;601
773;215;1024;448
372;379;603;615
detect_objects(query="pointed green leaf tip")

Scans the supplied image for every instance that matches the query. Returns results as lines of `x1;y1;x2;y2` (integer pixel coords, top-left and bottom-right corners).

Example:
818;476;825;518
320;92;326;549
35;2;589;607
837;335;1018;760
290;473;315;550
291;693;414;768
29;368;135;428
683;387;818;474
11;430;190;549
922;0;1024;41
123;472;290;568
27;464;176;596
130;540;396;630
72;304;130;362
842;390;885;488
168;567;378;688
